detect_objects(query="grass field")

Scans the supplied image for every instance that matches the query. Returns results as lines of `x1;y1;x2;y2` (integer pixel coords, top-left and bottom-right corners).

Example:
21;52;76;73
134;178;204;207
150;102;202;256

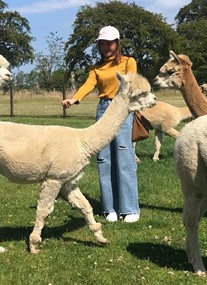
0;91;207;285
0;88;187;118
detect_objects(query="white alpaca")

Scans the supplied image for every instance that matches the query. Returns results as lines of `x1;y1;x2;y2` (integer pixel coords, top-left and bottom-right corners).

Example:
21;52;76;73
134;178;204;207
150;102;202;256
174;117;207;276
0;55;12;86
134;102;193;163
0;55;12;253
0;72;156;253
154;50;207;276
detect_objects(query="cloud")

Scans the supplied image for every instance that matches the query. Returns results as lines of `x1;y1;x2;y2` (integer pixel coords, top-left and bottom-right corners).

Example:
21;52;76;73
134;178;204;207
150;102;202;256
135;0;191;23
153;0;190;9
11;0;93;15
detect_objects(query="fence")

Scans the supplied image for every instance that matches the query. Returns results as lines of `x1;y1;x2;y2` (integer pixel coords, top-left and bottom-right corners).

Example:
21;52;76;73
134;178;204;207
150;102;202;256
0;88;98;118
0;88;184;118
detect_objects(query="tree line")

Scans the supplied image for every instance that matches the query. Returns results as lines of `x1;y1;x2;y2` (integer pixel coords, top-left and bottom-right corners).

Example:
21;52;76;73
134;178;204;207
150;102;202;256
1;0;207;92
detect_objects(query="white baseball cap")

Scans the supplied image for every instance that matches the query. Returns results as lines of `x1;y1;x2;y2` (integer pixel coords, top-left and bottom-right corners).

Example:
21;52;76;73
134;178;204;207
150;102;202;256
96;26;120;41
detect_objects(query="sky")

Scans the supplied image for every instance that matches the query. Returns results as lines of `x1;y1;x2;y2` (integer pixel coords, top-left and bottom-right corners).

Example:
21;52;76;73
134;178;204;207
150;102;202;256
5;0;191;73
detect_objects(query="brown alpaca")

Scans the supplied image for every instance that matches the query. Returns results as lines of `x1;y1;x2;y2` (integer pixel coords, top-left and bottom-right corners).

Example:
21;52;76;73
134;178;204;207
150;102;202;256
154;50;207;118
155;51;207;276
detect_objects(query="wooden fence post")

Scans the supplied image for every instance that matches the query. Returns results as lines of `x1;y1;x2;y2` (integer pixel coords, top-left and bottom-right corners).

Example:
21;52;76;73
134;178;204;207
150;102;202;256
9;84;14;117
62;84;66;118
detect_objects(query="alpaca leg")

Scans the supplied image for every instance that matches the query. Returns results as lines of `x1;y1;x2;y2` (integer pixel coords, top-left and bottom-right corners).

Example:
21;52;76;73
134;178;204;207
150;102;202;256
153;130;163;161
182;187;206;275
29;179;62;253
195;196;207;276
164;128;180;138
198;197;207;221
60;183;109;244
133;142;141;163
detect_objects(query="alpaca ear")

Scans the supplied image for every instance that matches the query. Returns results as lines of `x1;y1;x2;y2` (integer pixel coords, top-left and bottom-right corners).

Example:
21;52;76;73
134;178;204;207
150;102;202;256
169;50;181;65
0;55;10;68
116;71;126;86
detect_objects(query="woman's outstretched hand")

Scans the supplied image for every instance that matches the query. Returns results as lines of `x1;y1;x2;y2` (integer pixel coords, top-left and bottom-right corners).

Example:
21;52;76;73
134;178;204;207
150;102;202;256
61;98;78;108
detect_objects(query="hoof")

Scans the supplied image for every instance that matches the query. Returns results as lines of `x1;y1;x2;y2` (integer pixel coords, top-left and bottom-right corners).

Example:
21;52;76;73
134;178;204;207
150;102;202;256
135;157;141;164
98;237;110;245
0;246;8;253
29;233;42;253
197;270;206;277
30;246;40;254
153;157;159;162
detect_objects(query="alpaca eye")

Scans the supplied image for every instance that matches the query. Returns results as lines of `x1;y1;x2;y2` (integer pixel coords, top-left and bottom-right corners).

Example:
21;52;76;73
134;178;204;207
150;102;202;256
168;70;175;75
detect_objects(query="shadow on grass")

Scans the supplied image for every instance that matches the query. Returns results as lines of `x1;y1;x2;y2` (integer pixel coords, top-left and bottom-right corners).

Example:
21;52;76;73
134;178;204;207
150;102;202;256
61;237;108;248
140;203;183;214
140;203;207;218
127;242;207;272
83;193;102;215
0;216;101;247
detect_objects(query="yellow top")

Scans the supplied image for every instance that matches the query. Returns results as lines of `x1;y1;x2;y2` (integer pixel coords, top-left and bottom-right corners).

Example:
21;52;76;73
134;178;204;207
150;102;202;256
73;56;137;102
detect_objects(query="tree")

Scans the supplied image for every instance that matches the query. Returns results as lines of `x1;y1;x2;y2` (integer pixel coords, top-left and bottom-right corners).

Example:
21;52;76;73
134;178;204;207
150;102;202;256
45;32;65;73
25;70;41;94
25;70;40;90
35;32;65;75
64;1;182;84
175;0;207;83
15;70;42;94
0;0;34;67
175;0;207;24
51;69;66;91
15;71;26;90
35;32;65;89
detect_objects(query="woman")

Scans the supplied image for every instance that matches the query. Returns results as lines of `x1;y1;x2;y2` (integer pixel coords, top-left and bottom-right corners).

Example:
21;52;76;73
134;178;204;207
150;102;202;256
62;26;139;222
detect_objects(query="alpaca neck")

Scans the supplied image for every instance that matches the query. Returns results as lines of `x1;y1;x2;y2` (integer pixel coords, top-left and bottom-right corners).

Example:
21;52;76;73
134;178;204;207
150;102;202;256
180;68;207;118
83;94;129;155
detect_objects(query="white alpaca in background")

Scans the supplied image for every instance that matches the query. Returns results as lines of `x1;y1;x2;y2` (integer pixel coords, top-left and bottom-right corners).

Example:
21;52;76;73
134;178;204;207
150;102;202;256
134;101;192;162
0;72;156;253
0;55;12;85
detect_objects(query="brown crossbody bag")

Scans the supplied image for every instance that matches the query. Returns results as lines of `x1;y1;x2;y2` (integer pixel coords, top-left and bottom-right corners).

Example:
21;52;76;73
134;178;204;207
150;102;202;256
125;57;152;142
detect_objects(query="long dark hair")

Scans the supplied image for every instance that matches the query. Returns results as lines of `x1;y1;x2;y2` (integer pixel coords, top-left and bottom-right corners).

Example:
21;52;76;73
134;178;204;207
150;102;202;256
97;39;122;66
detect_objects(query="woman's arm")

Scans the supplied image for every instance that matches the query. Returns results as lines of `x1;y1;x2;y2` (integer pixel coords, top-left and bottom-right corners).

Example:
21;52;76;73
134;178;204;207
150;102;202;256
61;68;97;108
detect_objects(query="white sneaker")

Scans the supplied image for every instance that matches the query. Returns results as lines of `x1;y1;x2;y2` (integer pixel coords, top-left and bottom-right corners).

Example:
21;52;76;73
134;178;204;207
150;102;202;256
105;212;118;222
123;214;140;223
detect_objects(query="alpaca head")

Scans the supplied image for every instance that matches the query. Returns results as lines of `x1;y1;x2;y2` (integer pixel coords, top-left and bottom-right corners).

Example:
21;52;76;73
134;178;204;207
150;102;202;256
154;50;193;89
0;55;13;86
116;72;156;111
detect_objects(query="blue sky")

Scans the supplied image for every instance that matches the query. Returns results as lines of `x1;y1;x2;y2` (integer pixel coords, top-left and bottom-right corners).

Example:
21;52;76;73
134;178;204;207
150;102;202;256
5;0;191;73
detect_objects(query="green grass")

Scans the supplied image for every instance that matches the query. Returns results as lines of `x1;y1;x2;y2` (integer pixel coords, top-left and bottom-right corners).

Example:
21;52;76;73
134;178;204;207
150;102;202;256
0;95;207;285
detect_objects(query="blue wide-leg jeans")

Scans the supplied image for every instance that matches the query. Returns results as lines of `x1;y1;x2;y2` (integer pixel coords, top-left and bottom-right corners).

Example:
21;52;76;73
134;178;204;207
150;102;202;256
96;99;139;216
